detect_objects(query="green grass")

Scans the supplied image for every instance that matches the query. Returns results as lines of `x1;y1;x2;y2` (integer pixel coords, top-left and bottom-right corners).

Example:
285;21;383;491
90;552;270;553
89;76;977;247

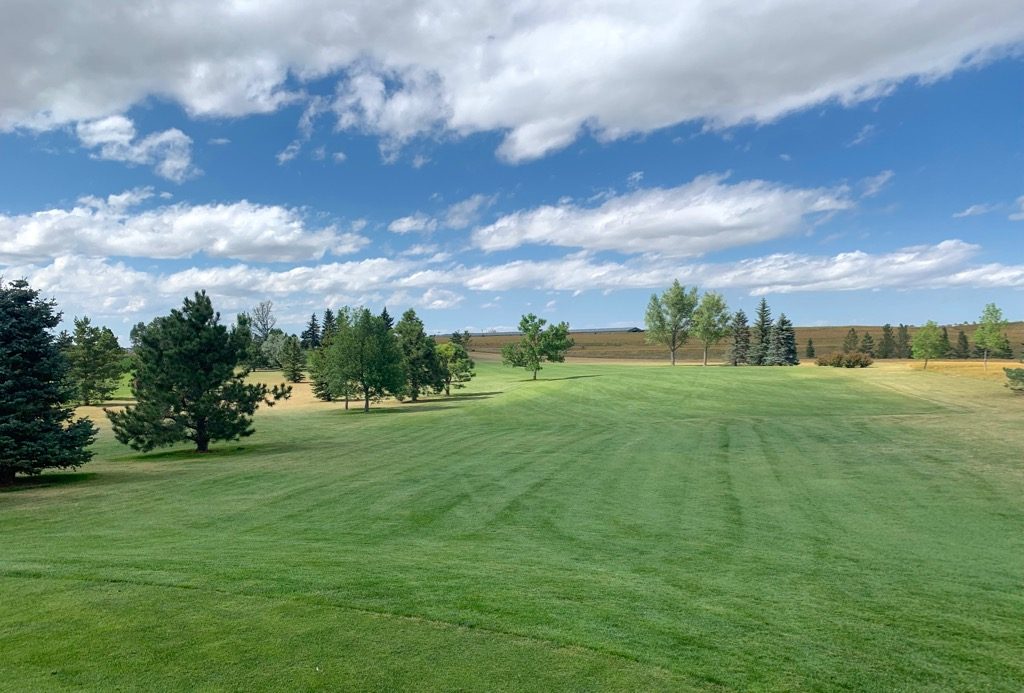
2;362;1023;690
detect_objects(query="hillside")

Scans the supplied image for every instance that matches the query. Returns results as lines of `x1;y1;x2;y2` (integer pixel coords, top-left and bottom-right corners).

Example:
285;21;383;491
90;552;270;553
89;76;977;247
444;322;1024;362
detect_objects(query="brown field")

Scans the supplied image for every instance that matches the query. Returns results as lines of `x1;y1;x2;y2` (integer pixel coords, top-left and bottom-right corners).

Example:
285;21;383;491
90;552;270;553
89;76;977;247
446;321;1024;363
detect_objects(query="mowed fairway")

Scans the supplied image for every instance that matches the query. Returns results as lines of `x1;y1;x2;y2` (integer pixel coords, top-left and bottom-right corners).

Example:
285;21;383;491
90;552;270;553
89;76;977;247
2;362;1023;690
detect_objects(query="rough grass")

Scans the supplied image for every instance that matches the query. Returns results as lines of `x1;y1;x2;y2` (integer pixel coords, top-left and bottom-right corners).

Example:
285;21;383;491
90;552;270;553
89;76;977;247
2;362;1023;690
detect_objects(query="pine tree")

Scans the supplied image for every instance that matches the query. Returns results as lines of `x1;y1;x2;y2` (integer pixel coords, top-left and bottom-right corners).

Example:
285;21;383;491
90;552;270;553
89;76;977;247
764;314;799;365
842;328;859;353
896;324;911;358
749;298;772;366
0;279;97;484
395;308;444;401
280;335;305;383
727;310;751;365
954;330;970;359
379;307;394;330
67;316;126;405
878;324;896;359
107;292;290;452
300;313;321;349
805;338;815;358
781;315;799;365
450;330;473;350
859;332;875;358
939;327;951;358
321;309;337;344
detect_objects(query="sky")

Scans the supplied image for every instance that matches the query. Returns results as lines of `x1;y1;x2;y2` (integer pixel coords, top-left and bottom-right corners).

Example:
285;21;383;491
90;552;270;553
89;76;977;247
1;1;1023;339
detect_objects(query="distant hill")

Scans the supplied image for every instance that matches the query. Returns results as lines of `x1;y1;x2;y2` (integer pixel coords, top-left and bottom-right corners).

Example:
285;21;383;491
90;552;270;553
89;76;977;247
440;322;1024;362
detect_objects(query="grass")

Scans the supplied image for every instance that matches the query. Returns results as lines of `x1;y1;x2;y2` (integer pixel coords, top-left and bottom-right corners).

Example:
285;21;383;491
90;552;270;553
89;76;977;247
2;361;1023;690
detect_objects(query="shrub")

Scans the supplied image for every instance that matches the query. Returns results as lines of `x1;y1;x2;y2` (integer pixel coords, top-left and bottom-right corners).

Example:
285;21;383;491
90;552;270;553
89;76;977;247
1005;368;1024;394
816;352;873;368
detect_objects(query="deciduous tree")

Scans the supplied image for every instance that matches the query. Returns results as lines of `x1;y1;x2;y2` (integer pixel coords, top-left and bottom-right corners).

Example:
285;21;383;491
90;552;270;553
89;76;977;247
502;314;574;379
0;279;97;484
644;280;698;365
395;308;444;401
911;320;944;370
107;292;290;453
328;308;405;412
691;291;730;366
974;303;1009;368
437;341;475;396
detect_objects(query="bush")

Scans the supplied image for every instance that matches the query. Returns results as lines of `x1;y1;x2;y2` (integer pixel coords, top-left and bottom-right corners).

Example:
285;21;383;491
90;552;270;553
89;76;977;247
1005;368;1024;394
816;352;873;368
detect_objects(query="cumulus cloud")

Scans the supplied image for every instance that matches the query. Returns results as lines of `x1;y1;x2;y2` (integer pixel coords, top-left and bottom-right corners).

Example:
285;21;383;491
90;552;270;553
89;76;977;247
76;115;198;182
1;1;1021;162
472;174;851;255
389;193;497;234
0;192;369;263
388;212;438;234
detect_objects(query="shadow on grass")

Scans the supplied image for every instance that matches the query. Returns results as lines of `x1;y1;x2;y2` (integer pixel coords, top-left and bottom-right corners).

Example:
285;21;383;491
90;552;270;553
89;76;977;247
107;440;303;463
518;374;603;382
0;472;98;493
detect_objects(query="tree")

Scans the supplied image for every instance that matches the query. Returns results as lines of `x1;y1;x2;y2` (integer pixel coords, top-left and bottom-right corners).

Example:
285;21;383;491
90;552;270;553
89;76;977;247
953;329;970;359
300;313;321;350
107;292;290;453
321;309;337;343
939;327;952;358
309;307;353;403
806;338;815;358
842;328;859;353
750;298;772;366
67;316;125;405
764;314;798;366
859;332;876;358
644;280;698;365
502;313;574;379
691;291;730;366
878;324;896;359
727;310;751;366
911;320;945;370
450;330;473;350
279;335;305;383
1005;368;1024;394
327;308;405;412
395;308;444;401
0;279;97;485
974;303;1009;368
437;341;475;396
260;329;288;368
896;324;912;358
244;300;277;369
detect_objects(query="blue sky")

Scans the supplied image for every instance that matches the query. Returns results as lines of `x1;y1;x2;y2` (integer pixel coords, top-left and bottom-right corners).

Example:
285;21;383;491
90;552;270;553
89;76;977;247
1;1;1022;339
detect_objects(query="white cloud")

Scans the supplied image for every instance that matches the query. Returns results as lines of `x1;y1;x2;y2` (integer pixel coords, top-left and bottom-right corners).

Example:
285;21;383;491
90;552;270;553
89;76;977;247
76;115;198;182
209;137;231;145
473;174;851;255
276;140;301;164
860;170;894;198
443;194;497;229
0;193;369;263
388;212;438;234
847;124;877;147
952;203;996;218
332;151;347;163
1;2;1021;162
1008;196;1024;221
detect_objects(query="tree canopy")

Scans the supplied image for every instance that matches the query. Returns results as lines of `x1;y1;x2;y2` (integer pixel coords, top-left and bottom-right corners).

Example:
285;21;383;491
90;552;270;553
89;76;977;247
67;315;125;405
502;314;574;379
691;291;730;366
0;279;97;484
395;308;444;401
107;292;290;453
974;303;1009;368
911;320;944;369
437;340;475;396
326;308;405;411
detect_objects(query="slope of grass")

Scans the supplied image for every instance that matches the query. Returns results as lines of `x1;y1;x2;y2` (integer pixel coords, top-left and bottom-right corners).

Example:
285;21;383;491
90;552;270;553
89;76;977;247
2;362;1023;690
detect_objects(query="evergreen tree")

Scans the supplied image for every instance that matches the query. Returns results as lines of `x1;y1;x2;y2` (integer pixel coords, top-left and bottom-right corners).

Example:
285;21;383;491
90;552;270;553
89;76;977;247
911;320;944;370
1005;368;1024;394
395;308;444;401
749;298;772;366
973;303;1009;368
953;329;970;359
107;292;290;452
379;306;394;330
805;338;815;358
67;316;125;405
327;308;405;412
308;347;333;401
450;330;473;351
727;310;751;366
321;309;337;344
878;324;896;359
0;279;97;485
300;313;321;349
939;327;951;358
502;314;574;379
896;324;912;358
859;332;875;358
691;291;730;366
842;328;859;353
643;280;698;365
780;314;799;365
437;341;475;396
280;335;306;383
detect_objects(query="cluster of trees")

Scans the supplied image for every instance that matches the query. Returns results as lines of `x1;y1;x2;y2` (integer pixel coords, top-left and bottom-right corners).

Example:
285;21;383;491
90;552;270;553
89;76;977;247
830;324;912;360
247;302;477;411
644;281;799;366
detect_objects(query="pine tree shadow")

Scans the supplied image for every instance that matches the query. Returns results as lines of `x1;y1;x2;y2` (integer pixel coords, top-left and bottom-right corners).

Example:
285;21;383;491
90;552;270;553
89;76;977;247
517;375;603;382
0;472;98;492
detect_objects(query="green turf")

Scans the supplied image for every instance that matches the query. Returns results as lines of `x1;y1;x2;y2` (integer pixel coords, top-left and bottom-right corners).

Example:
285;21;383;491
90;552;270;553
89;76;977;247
2;362;1023;690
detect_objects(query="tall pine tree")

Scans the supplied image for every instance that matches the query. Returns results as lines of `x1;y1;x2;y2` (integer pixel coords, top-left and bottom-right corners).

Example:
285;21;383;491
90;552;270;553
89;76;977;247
859;332;875;358
896;324;911;358
0;280;97;484
321;309;337;344
749;298;772;366
842;328;859;353
280;335;305;383
300;313;321;349
395;308;444;401
727;310;751;366
878;324;896;359
953;329;970;359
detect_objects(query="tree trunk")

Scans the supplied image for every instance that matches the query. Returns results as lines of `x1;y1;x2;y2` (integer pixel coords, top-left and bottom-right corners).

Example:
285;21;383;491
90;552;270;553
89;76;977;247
195;418;209;452
344;394;349;410
0;467;15;486
923;358;929;370
670;350;676;366
703;346;709;366
445;382;451;397
532;369;538;380
984;350;989;369
364;393;370;412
